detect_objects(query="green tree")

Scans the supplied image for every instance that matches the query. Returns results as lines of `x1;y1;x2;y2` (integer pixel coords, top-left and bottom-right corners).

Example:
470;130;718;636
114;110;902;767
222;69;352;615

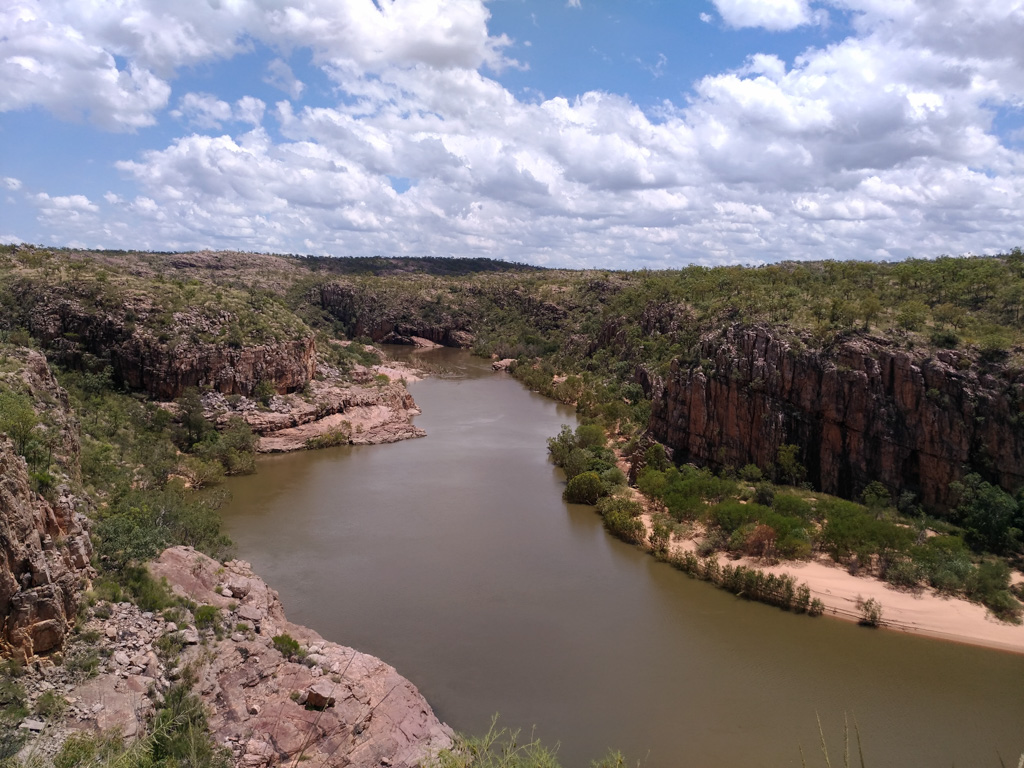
861;481;891;516
775;444;806;486
0;389;37;457
564;471;604;505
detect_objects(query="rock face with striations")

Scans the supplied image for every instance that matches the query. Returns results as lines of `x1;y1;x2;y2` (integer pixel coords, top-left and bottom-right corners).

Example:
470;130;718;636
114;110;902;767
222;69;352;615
15;281;316;400
647;325;1024;511
110;336;316;400
0;440;92;658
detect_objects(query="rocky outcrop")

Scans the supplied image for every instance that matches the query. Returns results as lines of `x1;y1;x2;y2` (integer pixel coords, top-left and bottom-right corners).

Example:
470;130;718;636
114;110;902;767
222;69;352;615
317;283;475;348
0;440;92;659
17;284;316;400
204;365;426;452
110;337;316;400
146;547;454;767
648;325;1024;511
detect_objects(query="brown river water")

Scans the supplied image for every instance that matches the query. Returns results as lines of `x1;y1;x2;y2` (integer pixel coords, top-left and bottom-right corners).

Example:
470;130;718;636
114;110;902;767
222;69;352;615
221;348;1024;767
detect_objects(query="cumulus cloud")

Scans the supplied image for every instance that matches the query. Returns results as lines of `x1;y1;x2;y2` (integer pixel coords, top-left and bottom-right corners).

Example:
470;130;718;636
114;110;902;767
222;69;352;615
171;93;233;129
10;0;1024;265
1;0;516;130
3;178;22;191
712;0;819;31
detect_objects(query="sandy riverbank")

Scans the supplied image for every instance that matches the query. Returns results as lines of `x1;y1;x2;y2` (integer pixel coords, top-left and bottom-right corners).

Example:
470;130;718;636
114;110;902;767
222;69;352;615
623;480;1024;655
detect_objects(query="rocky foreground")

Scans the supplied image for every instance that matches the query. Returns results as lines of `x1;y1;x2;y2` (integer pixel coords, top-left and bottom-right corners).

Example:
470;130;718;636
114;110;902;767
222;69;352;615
13;546;453;767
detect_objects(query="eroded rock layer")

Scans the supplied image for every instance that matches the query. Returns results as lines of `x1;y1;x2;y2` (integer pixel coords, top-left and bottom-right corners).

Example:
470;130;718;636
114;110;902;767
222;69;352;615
0;440;92;658
648;325;1024;510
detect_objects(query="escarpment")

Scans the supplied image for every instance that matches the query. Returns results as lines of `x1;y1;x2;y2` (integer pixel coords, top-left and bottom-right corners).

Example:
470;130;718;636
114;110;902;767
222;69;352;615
648;325;1024;511
0;440;92;659
317;283;475;347
16;285;316;400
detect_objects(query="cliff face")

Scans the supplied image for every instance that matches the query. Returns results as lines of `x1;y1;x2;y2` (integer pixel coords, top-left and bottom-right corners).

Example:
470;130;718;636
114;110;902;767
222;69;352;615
111;337;316;400
23;294;316;399
648;325;1024;510
318;283;475;347
0;440;92;659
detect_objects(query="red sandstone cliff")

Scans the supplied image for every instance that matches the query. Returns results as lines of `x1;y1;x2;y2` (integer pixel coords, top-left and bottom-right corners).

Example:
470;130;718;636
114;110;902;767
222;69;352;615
21;291;316;400
647;325;1024;511
0;440;92;659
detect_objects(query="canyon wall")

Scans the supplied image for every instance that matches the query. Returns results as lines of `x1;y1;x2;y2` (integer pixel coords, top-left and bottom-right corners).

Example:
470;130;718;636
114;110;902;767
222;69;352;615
648;325;1024;510
22;294;315;399
317;283;474;347
0;440;92;659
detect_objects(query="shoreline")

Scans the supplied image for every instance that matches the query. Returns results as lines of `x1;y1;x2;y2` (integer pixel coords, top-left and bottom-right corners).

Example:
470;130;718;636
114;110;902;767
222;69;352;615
615;461;1024;656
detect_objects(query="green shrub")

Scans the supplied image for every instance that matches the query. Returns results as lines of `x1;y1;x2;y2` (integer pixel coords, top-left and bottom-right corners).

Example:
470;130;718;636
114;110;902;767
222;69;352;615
564;471;605;505
773;493;813;521
754;482;775;507
254;380;277;406
194;605;219;630
739;463;763;482
34;689;67;720
857;596;883;627
272;633;305;661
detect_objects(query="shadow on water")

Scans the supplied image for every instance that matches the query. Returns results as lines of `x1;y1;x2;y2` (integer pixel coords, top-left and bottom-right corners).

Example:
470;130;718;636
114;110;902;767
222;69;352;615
222;348;1024;768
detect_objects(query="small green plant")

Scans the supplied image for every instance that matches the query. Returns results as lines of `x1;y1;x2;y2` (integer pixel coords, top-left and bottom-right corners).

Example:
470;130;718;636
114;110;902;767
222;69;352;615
272;633;306;661
34;689;68;720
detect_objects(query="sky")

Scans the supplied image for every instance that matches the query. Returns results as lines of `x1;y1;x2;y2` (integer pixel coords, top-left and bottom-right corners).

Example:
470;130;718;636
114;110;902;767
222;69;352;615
2;0;1024;269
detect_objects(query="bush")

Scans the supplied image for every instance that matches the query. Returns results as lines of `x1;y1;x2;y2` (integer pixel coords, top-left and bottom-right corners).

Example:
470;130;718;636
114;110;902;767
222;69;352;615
272;633;305;661
564;471;605;505
857;596;883;627
194;605;219;630
649;520;672;554
773;493;813;521
753;482;775;507
34;690;67;720
254;379;277;406
884;557;923;589
739;464;763;482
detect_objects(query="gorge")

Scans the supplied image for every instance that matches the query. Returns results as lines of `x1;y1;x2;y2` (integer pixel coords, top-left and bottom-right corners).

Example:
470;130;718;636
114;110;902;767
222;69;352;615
2;246;1023;766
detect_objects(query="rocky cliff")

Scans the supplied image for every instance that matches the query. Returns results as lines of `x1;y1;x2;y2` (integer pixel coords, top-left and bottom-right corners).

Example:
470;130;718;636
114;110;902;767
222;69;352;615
9;273;316;400
0;440;92;659
317;283;475;347
26;295;316;400
648;325;1024;511
147;547;454;767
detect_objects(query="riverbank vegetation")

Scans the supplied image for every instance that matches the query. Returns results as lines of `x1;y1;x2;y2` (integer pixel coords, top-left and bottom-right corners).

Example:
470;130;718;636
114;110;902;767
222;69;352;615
549;424;1022;623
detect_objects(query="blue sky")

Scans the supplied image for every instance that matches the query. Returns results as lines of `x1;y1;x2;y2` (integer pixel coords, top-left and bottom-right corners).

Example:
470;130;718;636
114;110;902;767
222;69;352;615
2;0;1023;268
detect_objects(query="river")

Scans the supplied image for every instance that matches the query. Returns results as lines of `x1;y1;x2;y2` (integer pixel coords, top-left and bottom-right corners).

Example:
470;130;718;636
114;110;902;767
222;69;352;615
221;349;1024;767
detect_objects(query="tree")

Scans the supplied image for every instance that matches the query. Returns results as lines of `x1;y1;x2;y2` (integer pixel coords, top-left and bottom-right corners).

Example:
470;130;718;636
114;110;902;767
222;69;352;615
862;481;891;516
0;389;37;457
775;444;806;486
564;472;604;505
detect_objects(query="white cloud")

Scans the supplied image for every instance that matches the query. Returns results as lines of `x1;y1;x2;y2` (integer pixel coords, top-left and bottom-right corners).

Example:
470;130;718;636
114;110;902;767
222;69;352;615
264;59;305;100
567;0;582;8
2;178;22;191
712;0;818;31
235;97;267;126
10;0;1024;266
171;92;233;129
1;0;516;130
31;194;100;227
699;13;714;23
0;3;171;130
